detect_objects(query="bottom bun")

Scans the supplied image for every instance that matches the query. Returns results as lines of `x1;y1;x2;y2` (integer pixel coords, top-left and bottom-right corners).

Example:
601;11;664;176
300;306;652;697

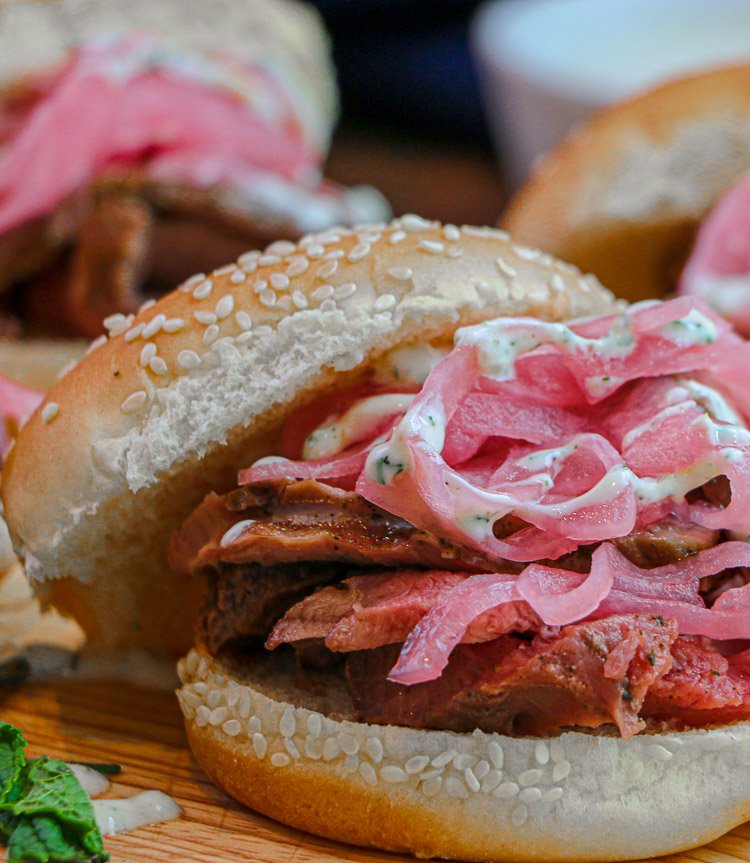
177;647;750;862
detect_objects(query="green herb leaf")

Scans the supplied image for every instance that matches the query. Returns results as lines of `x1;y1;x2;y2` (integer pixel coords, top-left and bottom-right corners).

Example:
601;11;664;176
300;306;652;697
68;764;121;778
0;722;26;804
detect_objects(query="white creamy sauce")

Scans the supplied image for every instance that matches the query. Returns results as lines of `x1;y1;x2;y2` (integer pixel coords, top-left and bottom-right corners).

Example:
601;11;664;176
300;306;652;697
250;455;291;468
93;791;181;837
302;393;414;460
220;518;257;547
687;273;750;317
67;764;110;798
672;379;744;426
374;343;449;386
654;309;718;346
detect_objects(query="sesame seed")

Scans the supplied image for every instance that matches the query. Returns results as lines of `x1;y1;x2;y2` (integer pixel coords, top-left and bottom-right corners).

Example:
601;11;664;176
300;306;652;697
214;264;237;277
285;739;301;759
270;273;290;291
307;714;323;738
286;257;310;277
235;311;253;330
405;756;430;775
41;402;59;423
453;754;476;771
647;744;673;762
359;763;378;787
447;247;465;258
231;269;247;284
541;787;564;803
238;252;260;268
431;749;457;769
481;770;502;793
267;240;296;257
138;298;156;313
209;706;228;726
444;777;468;799
389;230;406;244
142;314;166;339
271;752;290;768
259;254;281;267
317;260;338;280
87;334;108;354
343;755;360;774
305;739;323;759
238;694;251;719
181;273;206;292
252;733;267;759
515;246;540;261
365;737;383;764
259;288;277;307
535;741;550;765
292;290;308;309
253;279;268;295
319;298;337;313
519;787;541;804
551;273;566;293
335;283;357;300
420;768;443;781
519;769;543;787
203;324;220;345
163;317;185;333
374;293;396;312
149;357;168;376
280;708;296;738
236;332;253;345
207;690;223;709
323;249;345;260
474;760;490;779
422;777;442;798
443;224;461;242
177;350;201;370
387;266;412;281
193;279;213;300
124;323;145;342
357;231;382;245
348;242;370;262
305;243;325;258
222;719;242;737
511;805;528;827
401;214;432;232
552;760;571;781
216;295;235;319
338;732;359;756
277;295;292;311
322;738;340;761
194;310;217;325
496;258;517;278
494;782;519;800
247;716;261;734
195;706;210;727
549;740;565;763
311;284;334;302
419;239;444;254
463;768;480;793
381;766;407;784
121;391;148;414
139;344;157;367
103;312;130;334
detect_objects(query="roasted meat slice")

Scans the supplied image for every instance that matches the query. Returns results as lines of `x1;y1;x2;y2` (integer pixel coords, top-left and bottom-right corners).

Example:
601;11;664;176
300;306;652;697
347;615;677;738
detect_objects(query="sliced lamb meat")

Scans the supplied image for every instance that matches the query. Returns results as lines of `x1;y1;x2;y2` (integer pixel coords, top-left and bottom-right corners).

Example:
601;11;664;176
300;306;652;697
643;636;749;726
170;479;498;576
347;615;677;739
198;562;344;656
612;516;720;568
267;569;542;652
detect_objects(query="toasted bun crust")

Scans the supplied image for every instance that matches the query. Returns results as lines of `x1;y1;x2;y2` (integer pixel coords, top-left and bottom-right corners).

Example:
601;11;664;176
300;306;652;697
178;647;750;862
502;64;750;303
1;218;616;656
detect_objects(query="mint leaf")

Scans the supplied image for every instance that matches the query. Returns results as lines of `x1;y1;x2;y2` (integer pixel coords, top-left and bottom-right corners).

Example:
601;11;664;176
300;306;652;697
10;758;106;861
68;765;121;778
0;722;26;803
7;815;83;863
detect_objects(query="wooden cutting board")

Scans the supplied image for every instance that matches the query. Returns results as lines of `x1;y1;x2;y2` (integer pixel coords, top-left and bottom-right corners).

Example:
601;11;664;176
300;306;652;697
1;678;749;863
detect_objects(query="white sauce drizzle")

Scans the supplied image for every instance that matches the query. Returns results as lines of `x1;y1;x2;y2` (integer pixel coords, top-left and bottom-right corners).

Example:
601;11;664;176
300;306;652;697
654;308;718;346
93;791;181;836
302;393;414;460
373;343;449;386
67;764;110;798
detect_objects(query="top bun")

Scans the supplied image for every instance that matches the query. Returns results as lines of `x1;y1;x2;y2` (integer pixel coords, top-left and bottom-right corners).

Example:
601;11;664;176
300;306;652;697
503;64;750;303
2;217;616;656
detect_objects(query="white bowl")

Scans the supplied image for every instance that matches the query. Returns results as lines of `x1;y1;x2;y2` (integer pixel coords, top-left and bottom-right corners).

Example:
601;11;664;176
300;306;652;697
472;0;750;189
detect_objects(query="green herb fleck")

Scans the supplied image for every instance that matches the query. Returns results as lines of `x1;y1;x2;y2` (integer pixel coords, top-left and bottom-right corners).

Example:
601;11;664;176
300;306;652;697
647;652;656;667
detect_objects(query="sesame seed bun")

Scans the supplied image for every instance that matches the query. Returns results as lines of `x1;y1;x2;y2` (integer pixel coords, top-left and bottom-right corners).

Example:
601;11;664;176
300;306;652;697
502;64;750;304
178;646;750;863
2;217;616;656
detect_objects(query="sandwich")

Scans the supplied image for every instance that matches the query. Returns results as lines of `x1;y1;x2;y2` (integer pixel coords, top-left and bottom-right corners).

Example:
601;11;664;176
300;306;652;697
0;0;388;338
6;217;750;862
503;64;750;334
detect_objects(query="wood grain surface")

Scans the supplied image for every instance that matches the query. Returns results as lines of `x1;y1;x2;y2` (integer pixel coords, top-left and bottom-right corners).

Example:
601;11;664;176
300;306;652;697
1;679;749;863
